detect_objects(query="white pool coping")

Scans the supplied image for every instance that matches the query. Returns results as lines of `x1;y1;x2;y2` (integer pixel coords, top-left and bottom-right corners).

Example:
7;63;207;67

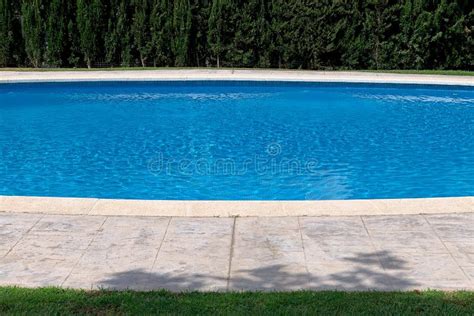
0;69;473;86
1;70;472;216
0;196;472;217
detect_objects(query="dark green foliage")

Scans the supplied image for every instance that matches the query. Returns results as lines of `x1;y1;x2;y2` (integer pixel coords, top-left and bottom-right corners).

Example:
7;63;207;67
0;0;10;66
45;0;67;67
105;0;132;66
76;0;102;68
172;0;192;66
1;0;473;69
132;0;152;67
207;0;234;67
189;0;209;67
21;0;43;67
150;0;173;66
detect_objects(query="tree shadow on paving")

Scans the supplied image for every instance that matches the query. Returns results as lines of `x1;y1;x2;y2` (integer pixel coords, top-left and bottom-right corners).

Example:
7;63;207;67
98;250;418;292
97;269;225;292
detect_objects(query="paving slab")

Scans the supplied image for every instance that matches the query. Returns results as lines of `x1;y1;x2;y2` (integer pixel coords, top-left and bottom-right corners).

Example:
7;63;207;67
362;215;431;232
442;241;474;267
379;252;471;290
229;217;308;291
425;213;474;240
149;218;233;291
0;212;472;291
299;217;393;290
0;215;104;287
0;213;43;256
63;217;170;289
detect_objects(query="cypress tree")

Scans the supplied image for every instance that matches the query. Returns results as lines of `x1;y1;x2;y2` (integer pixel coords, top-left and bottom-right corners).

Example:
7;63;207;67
410;1;433;69
208;0;221;67
0;0;11;67
234;0;270;67
104;0;119;65
431;0;470;69
21;0;43;68
208;0;233;67
233;1;254;67
363;0;401;70
172;0;191;66
105;0;132;66
119;1;133;66
76;0;102;68
269;0;285;68
255;0;270;67
150;0;173;66
132;0;152;67
65;1;81;67
45;0;67;67
189;0;210;67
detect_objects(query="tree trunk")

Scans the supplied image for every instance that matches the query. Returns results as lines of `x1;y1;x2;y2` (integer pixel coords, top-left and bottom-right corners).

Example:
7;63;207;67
217;55;220;68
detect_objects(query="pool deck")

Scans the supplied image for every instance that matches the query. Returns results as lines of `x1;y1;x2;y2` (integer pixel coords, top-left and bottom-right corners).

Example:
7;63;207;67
1;70;473;291
0;69;473;86
0;196;473;217
0;212;473;291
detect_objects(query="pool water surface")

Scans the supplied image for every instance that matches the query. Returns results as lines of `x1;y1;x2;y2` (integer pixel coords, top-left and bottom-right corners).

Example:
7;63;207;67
0;81;473;200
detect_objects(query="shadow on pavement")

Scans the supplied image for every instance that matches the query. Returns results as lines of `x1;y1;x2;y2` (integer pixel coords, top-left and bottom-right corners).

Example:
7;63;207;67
98;250;418;291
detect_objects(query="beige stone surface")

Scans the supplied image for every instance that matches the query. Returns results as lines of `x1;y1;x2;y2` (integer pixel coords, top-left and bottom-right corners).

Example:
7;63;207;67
229;217;308;291
1;195;473;217
0;196;98;215
63;216;170;289
0;212;473;291
1;70;473;86
150;218;233;291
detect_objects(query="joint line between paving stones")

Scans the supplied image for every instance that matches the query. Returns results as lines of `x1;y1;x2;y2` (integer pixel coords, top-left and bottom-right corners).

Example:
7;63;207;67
2;214;44;259
60;216;108;287
297;217;310;276
360;216;392;288
226;217;237;291
151;217;172;271
87;199;101;215
422;214;472;282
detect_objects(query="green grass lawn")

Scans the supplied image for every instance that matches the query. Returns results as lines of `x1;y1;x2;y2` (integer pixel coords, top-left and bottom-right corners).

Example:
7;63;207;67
1;287;473;315
0;67;472;76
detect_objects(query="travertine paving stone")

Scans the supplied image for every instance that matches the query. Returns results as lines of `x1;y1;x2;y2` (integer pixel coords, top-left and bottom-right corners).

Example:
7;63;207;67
229;217;308;291
63;217;170;289
362;215;431;232
299;216;393;290
150;218;233;291
0;213;42;256
379;252;471;290
0;212;472;291
0;215;104;287
426;213;474;240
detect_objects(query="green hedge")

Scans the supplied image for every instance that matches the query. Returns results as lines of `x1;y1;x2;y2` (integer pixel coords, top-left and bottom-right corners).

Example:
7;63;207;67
0;0;472;70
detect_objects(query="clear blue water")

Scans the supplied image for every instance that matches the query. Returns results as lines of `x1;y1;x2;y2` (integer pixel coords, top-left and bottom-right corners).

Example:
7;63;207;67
1;81;473;200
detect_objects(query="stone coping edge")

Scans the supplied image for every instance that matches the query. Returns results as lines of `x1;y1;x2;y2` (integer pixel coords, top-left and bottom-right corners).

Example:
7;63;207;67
0;70;473;86
0;195;472;217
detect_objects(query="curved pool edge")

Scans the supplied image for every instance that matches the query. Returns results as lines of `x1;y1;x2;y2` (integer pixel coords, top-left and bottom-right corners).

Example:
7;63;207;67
0;69;473;86
1;195;472;217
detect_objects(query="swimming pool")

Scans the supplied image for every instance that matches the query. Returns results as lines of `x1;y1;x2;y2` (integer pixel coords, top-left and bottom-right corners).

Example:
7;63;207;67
1;81;473;200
